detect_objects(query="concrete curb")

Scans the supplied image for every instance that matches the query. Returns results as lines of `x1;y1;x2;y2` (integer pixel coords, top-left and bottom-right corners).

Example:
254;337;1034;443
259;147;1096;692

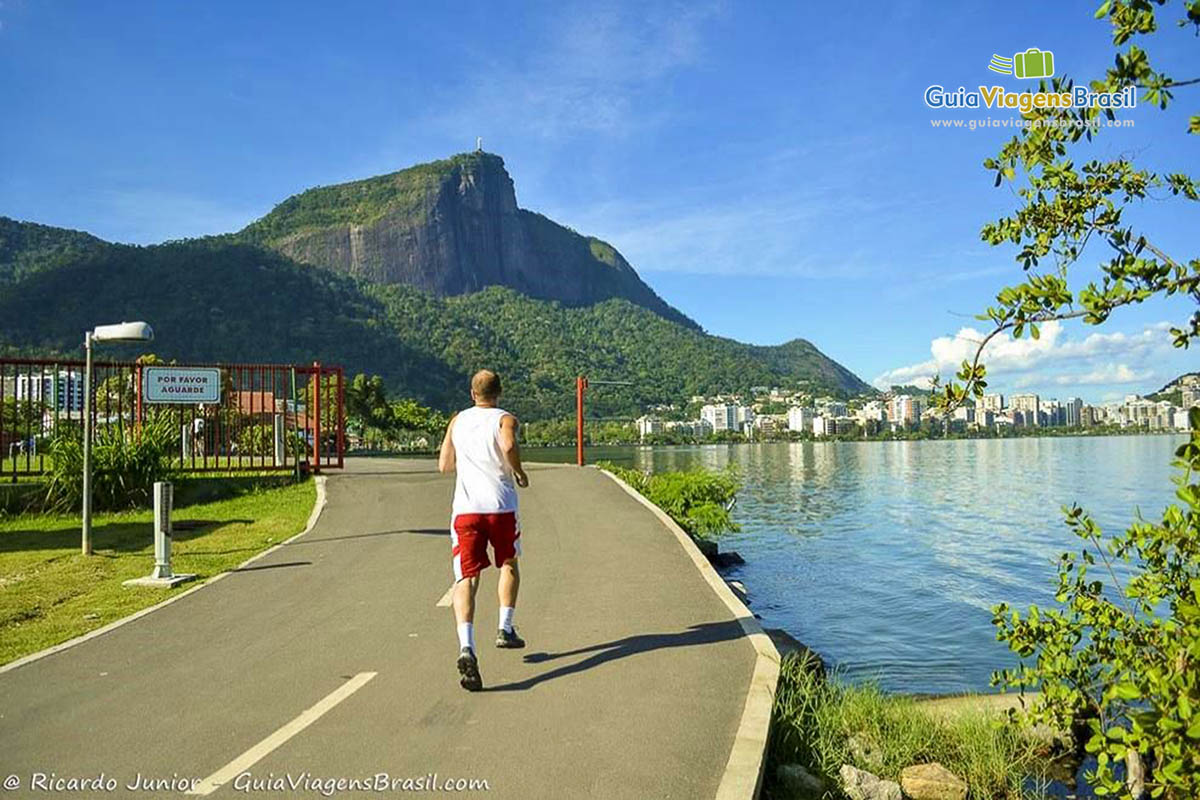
0;476;328;676
598;468;780;800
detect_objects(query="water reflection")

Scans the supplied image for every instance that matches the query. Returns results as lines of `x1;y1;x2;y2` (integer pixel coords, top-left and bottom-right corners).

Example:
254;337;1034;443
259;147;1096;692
537;436;1185;693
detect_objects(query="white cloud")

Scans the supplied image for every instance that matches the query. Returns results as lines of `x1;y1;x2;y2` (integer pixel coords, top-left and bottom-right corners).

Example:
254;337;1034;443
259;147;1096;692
1054;364;1153;386
426;2;723;141
571;197;875;278
559;145;928;277
873;320;1175;392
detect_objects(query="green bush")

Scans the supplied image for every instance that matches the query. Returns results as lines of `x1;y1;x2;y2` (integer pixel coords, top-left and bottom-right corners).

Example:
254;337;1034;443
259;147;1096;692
767;654;1050;799
599;462;740;540
236;423;273;457
41;416;178;513
992;409;1200;798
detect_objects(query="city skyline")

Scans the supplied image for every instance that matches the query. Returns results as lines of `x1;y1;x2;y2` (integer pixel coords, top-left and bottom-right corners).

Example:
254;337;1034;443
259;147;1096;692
634;377;1197;444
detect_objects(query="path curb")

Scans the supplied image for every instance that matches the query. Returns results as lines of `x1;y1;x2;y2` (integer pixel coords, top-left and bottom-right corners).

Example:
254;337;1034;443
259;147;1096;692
598;468;780;800
0;476;328;676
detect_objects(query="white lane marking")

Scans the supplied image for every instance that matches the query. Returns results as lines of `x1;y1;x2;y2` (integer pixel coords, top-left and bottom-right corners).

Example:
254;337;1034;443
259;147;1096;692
436;584;455;607
187;671;377;796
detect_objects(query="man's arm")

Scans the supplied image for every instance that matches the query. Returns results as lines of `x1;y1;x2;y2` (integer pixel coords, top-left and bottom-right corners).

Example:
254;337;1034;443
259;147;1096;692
498;414;529;487
438;414;458;473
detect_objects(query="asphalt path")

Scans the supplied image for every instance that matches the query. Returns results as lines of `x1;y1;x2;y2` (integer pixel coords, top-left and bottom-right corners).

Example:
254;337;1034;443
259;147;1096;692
0;458;757;799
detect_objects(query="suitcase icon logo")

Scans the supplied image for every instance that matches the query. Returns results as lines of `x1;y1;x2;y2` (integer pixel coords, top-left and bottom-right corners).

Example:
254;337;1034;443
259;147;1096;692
987;48;1054;79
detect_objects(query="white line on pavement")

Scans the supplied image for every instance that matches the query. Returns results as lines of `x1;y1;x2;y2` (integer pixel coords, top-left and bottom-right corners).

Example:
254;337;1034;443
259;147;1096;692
187;671;377;796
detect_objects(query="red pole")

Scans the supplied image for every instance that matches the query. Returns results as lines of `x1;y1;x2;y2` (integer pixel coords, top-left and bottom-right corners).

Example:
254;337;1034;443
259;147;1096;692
312;361;321;473
336;367;345;469
576;375;587;467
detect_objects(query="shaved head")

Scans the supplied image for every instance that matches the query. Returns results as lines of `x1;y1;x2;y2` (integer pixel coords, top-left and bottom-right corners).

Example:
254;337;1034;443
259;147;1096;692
471;369;502;402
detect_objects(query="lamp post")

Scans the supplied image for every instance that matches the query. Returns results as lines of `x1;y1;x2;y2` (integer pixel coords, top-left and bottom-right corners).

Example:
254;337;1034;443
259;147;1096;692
82;321;154;555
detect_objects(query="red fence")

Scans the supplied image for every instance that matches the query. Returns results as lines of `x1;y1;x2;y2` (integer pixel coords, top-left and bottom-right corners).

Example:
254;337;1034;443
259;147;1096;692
0;359;344;480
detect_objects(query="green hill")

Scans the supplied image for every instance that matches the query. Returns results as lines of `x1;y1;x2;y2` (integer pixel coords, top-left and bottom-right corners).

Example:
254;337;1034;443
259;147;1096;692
0;217;110;284
0;225;869;419
1147;372;1199;405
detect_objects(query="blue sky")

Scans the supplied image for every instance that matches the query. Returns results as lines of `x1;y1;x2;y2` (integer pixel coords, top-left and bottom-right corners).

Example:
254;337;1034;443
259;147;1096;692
1;1;1195;402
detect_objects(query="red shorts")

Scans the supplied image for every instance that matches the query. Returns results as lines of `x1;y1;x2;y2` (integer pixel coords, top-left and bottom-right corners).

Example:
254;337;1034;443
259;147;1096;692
451;512;521;581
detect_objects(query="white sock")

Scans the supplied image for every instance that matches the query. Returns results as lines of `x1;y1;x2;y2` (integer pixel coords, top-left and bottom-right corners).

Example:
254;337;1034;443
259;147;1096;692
499;606;515;633
457;622;475;652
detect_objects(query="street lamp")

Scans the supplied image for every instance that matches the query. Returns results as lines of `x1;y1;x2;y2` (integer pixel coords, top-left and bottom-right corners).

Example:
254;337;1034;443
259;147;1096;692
82;321;153;555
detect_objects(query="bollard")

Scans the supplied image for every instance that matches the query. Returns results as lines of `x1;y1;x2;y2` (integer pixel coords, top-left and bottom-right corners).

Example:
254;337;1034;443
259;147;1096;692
123;481;196;588
273;413;285;465
151;481;173;579
182;424;192;459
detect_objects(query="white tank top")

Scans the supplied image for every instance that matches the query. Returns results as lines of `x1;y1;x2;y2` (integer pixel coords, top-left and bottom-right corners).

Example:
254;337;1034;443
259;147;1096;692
451;406;518;516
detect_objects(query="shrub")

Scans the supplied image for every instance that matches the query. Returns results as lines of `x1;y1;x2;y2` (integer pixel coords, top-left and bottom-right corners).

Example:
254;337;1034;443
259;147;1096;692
599;462;740;540
767;654;1049;799
236;424;273;457
42;415;178;513
992;409;1200;798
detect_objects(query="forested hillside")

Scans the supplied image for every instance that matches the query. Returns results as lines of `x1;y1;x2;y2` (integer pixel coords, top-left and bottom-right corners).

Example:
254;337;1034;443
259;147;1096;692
0;225;869;419
0;217;111;284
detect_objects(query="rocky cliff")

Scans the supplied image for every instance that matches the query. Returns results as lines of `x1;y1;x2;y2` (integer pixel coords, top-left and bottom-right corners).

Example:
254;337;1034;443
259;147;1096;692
240;152;697;328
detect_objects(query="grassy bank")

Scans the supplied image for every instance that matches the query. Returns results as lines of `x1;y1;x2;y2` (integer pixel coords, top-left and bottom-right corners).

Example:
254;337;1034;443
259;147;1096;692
0;478;316;665
765;654;1057;799
596;462;739;541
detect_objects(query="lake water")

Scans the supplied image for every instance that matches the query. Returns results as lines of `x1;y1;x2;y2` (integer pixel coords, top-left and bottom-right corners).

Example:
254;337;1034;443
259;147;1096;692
530;435;1187;694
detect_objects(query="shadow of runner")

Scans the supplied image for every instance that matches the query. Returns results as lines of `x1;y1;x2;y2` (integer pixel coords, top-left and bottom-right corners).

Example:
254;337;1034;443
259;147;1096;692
486;619;746;692
290;528;449;545
231;560;312;573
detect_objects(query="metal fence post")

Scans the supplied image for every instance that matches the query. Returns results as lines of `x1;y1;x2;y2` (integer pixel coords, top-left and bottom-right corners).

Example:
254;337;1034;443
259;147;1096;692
312;361;322;472
290;366;300;481
151;481;173;579
273;413;285;466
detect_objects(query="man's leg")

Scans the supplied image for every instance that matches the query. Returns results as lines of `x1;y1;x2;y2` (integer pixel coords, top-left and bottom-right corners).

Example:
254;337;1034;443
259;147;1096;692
494;558;524;648
451;516;488;692
453;577;484;691
493;512;525;648
498;558;519;630
453;575;480;645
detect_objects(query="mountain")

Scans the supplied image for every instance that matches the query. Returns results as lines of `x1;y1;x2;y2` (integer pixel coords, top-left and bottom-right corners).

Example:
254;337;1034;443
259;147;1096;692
1147;372;1199;405
239;152;697;329
0;152;872;418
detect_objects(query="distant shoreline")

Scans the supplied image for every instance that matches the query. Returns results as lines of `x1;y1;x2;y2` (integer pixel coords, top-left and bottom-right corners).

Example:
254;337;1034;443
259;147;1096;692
349;429;1187;459
519;428;1189;450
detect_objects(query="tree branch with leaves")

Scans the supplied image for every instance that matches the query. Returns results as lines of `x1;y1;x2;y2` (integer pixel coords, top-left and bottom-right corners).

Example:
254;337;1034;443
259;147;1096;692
931;1;1200;413
926;3;1200;797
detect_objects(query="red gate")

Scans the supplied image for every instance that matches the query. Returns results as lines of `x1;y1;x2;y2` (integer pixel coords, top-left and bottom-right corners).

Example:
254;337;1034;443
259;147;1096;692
0;358;345;479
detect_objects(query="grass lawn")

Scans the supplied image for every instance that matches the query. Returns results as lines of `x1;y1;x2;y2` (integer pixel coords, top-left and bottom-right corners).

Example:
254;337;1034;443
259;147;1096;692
0;479;316;665
766;654;1061;799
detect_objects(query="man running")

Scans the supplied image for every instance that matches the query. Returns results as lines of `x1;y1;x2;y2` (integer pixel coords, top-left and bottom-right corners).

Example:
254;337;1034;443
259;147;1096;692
438;369;530;692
